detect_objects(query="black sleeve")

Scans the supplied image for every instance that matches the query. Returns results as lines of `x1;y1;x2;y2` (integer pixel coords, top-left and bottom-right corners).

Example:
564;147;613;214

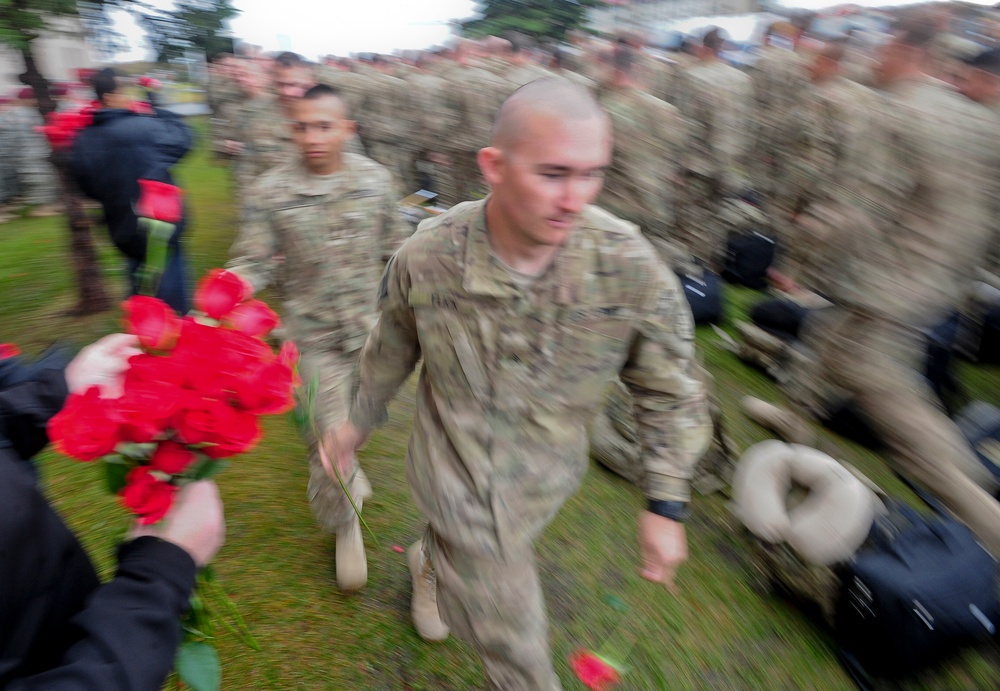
7;537;197;691
152;109;194;173
0;367;68;462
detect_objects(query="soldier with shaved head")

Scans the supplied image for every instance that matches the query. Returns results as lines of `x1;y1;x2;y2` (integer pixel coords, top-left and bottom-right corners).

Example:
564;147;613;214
324;78;711;689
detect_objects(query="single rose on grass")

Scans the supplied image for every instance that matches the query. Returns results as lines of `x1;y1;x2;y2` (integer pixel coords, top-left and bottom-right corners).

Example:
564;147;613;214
48;387;123;461
0;343;20;359
195;269;251;321
569;651;621;691
123;295;182;351
121;466;178;524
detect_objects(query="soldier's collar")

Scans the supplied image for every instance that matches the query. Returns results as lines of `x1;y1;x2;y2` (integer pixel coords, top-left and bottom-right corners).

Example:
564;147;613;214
462;200;584;304
292;156;359;197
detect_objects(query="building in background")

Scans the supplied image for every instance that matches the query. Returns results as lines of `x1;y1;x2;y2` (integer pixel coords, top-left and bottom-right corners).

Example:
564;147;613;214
589;0;760;37
0;16;98;94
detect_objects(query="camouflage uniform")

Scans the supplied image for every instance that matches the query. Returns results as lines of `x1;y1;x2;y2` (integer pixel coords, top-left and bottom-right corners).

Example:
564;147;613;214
403;67;456;196
358;70;410;187
773;76;878;277
348;200;711;689
227;153;408;532
0;106;18;206
792;75;1000;557
443;63;506;204
747;46;809;208
7;104;58;206
208;70;243;162
597;85;688;264
672;59;753;267
233;96;296;196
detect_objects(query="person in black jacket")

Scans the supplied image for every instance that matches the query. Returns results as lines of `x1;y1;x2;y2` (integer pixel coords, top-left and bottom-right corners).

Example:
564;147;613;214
71;68;194;314
0;334;226;690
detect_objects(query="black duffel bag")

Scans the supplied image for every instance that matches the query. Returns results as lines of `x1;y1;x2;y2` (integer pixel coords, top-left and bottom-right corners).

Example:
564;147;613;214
834;499;999;686
722;229;776;290
677;270;723;325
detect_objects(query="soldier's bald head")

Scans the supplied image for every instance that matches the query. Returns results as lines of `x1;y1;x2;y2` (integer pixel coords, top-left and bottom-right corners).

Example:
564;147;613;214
491;77;608;152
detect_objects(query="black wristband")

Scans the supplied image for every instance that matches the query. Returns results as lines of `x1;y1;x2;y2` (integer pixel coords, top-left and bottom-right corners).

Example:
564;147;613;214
647;499;689;523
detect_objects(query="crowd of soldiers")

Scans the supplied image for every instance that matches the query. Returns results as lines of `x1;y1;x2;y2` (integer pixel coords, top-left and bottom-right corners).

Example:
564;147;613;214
204;0;1000;565
126;6;1000;687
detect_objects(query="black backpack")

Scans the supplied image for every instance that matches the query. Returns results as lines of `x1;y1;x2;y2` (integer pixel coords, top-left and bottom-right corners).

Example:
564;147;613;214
722;230;776;290
677;270;723;325
834;499;999;686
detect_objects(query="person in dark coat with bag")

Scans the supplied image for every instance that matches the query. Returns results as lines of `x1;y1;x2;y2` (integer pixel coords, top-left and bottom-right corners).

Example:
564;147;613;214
0;335;226;690
71;68;194;314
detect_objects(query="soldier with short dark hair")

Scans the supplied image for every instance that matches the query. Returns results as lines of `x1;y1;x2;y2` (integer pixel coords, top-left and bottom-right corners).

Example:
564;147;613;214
227;84;407;592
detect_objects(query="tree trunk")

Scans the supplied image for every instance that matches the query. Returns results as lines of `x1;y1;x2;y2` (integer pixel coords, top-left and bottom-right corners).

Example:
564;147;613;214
21;44;112;316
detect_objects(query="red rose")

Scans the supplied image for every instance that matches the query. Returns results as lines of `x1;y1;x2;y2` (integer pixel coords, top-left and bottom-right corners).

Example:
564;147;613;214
48;387;123;461
121;466;177;524
202;407;261;458
174;393;233;445
0;343;20;359
169;318;230;393
224;299;280;338
150;441;197;474
195;269;251;321
116;377;183;443
124;352;185;389
135;179;183;223
569;651;621;691
234;360;296;415
123;295;182;351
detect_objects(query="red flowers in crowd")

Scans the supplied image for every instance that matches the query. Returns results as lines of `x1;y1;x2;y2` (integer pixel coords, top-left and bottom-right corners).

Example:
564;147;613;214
48;269;299;524
569;651;622;691
136;179;184;224
35;105;97;151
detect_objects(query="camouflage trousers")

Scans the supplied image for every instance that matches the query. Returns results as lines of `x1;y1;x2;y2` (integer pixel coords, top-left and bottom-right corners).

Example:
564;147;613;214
17;131;58;206
425;528;562;691
296;345;371;532
794;309;1000;557
674;174;726;270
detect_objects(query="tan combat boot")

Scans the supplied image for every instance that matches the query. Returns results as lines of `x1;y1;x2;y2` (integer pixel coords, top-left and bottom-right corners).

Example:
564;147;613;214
336;497;367;592
741;396;816;446
408;540;449;641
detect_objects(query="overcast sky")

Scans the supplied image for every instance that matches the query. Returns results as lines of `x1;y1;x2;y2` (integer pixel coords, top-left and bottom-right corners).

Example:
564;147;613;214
110;0;997;62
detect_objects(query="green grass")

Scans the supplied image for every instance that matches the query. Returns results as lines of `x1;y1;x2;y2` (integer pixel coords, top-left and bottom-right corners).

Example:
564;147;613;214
7;118;1000;689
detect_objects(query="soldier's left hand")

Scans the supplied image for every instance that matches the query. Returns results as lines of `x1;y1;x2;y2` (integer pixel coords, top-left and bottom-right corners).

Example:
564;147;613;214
638;511;688;593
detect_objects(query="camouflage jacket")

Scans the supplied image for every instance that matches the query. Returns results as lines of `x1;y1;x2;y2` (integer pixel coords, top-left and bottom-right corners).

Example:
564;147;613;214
828;76;1000;327
227;153;407;352
598;85;688;242
234;96;296;188
349;200;711;556
673;59;753;180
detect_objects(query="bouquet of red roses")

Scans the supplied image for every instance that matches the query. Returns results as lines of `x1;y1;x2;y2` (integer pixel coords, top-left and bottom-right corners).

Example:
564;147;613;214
48;268;295;691
49;268;297;523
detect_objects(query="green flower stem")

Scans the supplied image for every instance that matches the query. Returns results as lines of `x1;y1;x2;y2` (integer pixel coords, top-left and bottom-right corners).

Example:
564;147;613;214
139;218;175;297
199;574;261;651
311;415;380;549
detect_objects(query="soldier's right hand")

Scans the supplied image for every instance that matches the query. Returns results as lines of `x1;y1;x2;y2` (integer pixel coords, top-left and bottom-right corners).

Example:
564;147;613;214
318;422;367;483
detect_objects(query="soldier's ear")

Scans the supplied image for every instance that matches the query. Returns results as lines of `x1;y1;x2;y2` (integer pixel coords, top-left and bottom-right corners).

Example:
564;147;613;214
343;119;357;136
478;146;503;186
